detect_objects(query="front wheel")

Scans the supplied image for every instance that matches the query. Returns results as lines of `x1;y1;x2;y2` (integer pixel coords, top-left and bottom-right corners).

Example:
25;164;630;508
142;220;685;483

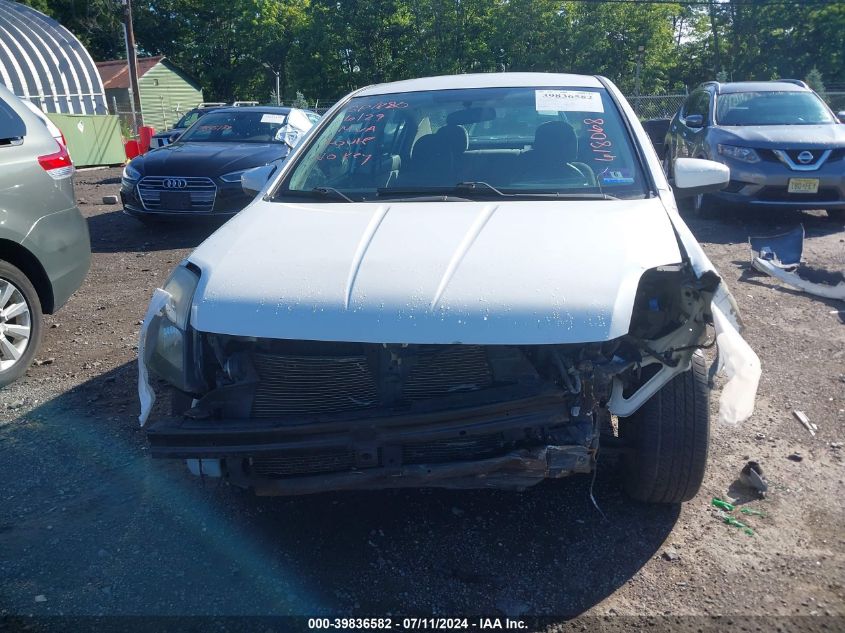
0;261;43;388
619;352;710;504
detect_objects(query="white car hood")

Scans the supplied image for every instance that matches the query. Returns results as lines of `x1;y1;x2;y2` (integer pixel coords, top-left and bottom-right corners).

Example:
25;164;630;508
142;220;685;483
188;198;683;344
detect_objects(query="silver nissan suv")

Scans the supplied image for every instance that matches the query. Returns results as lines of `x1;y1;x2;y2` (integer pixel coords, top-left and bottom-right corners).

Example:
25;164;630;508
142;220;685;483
663;80;845;218
0;84;90;386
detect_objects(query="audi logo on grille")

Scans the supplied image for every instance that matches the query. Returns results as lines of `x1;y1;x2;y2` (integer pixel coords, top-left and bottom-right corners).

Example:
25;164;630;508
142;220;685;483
164;178;188;189
797;151;814;164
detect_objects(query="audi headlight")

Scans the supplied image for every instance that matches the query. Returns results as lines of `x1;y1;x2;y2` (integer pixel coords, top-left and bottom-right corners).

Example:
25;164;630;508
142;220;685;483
122;162;142;185
144;265;201;390
220;170;247;183
717;144;761;164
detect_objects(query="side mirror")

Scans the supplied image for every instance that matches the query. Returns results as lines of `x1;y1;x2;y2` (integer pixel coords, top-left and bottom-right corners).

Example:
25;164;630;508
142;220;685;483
241;164;276;197
684;114;705;129
168;132;182;143
672;157;729;198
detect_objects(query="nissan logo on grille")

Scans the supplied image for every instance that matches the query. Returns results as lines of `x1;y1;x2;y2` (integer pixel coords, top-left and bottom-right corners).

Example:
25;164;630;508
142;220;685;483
164;178;188;189
797;151;814;164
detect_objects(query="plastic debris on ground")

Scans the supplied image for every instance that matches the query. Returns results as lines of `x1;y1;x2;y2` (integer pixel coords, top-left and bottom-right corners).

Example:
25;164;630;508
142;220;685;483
739;460;768;497
711;497;735;511
749;224;845;301
792;409;817;437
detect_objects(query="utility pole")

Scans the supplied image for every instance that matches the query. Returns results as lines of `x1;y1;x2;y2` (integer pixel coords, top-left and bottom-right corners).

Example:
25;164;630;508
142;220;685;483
263;63;281;105
121;0;142;133
634;45;645;98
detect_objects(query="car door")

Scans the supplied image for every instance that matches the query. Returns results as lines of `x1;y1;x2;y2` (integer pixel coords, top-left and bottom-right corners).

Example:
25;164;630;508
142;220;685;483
675;90;711;159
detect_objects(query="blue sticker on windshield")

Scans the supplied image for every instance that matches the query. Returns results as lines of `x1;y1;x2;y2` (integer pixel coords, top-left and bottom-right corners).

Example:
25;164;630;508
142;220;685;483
600;169;635;185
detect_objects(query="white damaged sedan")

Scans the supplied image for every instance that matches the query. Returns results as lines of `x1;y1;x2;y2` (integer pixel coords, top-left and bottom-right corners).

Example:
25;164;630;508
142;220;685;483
138;73;760;503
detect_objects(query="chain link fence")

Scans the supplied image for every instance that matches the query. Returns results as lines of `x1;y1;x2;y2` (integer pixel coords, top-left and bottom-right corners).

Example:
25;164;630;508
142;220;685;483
113;90;845;140
627;94;687;121
825;91;845;113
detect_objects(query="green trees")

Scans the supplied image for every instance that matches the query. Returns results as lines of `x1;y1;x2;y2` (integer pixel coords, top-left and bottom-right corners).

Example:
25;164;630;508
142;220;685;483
24;0;845;103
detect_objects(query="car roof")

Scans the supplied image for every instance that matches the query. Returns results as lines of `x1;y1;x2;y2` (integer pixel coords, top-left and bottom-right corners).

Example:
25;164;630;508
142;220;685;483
704;81;810;95
356;72;604;96
207;106;292;114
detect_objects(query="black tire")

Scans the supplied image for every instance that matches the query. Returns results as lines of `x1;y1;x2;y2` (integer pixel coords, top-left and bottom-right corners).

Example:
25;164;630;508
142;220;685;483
0;260;43;388
620;352;710;504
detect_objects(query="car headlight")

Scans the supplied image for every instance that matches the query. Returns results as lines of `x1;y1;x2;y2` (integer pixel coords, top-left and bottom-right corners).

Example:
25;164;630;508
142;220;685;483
717;144;761;164
122;163;142;182
144;265;201;391
220;170;247;183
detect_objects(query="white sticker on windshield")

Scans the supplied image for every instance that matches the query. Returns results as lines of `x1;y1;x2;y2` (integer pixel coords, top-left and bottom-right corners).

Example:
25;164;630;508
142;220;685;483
535;90;604;113
260;113;287;124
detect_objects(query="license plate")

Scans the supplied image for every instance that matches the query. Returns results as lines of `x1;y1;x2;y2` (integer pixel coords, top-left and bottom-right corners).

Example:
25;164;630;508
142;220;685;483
159;191;192;210
787;178;819;194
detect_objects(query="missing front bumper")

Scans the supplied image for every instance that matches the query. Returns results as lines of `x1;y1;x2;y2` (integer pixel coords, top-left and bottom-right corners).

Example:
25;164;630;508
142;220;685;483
144;394;595;494
232;445;592;495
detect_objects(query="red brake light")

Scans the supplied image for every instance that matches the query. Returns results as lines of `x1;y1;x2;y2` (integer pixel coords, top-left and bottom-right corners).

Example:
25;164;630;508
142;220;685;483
38;141;74;179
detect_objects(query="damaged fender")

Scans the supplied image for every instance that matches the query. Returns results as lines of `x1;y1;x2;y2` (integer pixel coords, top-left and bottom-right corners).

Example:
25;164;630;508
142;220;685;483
663;201;761;424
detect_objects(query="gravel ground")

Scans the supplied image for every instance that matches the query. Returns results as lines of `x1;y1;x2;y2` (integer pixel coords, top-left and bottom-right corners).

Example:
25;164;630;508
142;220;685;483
1;167;843;630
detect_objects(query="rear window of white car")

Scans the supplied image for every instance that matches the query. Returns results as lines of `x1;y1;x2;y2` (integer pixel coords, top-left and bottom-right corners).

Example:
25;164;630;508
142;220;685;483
278;86;648;201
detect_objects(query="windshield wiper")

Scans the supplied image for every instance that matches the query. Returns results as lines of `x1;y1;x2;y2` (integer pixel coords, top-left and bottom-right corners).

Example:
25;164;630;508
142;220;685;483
377;183;617;200
374;190;473;202
456;181;618;200
311;186;354;202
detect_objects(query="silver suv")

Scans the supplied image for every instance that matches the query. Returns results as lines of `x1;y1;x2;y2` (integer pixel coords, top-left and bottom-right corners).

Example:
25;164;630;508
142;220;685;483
0;84;90;386
664;80;845;218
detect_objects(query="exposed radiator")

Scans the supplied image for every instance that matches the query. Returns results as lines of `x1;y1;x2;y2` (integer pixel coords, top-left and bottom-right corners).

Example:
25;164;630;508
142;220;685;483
249;346;494;418
251;354;379;417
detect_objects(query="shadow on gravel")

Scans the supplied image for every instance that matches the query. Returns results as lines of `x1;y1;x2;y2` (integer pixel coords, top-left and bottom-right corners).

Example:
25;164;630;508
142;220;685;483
0;364;678;619
86;209;226;254
682;209;843;245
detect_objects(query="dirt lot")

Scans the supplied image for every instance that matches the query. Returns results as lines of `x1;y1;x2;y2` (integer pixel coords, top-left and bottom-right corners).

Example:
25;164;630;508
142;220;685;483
1;167;844;629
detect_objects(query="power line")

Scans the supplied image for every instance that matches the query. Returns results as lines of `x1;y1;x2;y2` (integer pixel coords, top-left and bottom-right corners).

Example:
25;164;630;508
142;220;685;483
564;0;840;5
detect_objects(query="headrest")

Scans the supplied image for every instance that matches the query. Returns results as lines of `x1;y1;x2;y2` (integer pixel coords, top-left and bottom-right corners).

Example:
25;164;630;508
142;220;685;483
412;134;438;160
532;121;577;158
435;124;469;154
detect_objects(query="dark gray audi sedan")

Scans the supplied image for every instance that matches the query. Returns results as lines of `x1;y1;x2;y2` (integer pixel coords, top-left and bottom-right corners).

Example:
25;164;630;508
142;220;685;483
121;106;314;223
663;80;845;219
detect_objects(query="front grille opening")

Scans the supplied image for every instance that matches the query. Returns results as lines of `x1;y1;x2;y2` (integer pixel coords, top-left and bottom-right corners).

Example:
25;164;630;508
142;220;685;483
404;345;494;400
251;354;379;417
137;176;217;212
250;451;355;477
246;433;510;478
249;345;497;418
402;434;506;464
